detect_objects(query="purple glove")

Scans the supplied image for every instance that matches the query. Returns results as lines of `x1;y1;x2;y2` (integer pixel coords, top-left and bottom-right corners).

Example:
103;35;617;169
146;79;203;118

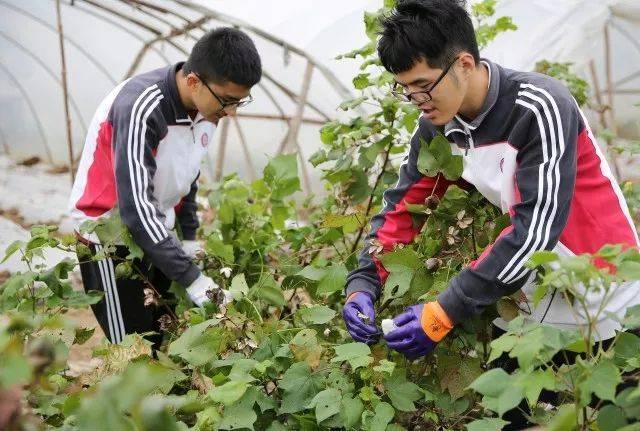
342;292;380;345
383;304;436;359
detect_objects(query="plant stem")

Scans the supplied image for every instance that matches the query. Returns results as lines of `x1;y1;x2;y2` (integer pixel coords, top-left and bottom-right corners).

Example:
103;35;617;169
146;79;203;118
350;141;394;255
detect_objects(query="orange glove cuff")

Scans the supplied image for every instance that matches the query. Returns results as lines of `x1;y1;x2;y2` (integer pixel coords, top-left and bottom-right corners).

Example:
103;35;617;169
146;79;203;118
421;301;454;342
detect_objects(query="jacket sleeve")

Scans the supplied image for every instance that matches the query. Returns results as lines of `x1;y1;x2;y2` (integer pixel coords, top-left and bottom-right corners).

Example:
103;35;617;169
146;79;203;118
111;90;201;288
438;84;579;323
345;118;457;300
175;174;200;241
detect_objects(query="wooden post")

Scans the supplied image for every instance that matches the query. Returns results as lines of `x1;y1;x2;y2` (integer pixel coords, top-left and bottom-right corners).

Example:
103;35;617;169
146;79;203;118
284;60;314;196
214;117;229;182
588;60;608;129
231;116;257;182
284;60;314;154
56;0;75;182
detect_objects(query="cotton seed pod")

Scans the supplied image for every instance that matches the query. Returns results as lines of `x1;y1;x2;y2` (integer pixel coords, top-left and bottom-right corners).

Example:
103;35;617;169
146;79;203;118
424;195;440;209
424;258;442;271
76;244;92;260
115;262;133;279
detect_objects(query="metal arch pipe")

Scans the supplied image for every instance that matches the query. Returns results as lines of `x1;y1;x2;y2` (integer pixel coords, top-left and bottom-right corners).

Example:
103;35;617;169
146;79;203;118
116;0;186;33
75;0;190;56
0;0;117;86
120;0;193;25
0;61;52;163
124;16;210;78
169;0;355;102
57;0;174;66
0;31;88;135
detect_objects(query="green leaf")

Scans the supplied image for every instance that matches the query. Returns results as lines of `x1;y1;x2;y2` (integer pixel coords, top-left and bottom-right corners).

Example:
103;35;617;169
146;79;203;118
230;273;249;300
527;250;560;267
122;228;144;260
622;305;640;330
417;138;440;177
339;96;368;111
353;73;371;90
264;154;301;200
279;362;325;414
379;248;423;271
308;388;341;423
235;297;263;324
340;395;364;429
617;261;640;280
218;388;260;430
250;275;285;307
466;418;510;431
297;304;336;325
380;248;423;302
331;343;372;369
316;264;348;295
0;350;32;387
615;387;640;419
581;359;621;403
322;213;364;234
614;332;640;368
368;402;395;431
168;318;224;366
289;329;323;369
205;236;234;264
207;380;248;405
345;169;371;205
522;368;556;405
373;359;396;376
597;405;628;431
1;240;24;263
385;371;422;412
547;404;577;431
417;133;463;180
73;327;96;345
442;154;464;180
469;368;511;397
297;265;327;281
439;355;483;400
135;395;185;431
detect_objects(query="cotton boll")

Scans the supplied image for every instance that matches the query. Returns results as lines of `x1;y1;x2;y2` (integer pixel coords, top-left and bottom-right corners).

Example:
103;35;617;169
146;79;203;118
381;319;397;335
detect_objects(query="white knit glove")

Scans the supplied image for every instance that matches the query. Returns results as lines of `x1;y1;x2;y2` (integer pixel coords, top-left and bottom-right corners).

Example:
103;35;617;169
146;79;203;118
186;274;232;307
182;240;203;260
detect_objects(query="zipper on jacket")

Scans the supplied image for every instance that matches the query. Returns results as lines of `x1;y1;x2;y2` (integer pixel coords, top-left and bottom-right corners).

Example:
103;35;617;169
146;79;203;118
462;125;475;155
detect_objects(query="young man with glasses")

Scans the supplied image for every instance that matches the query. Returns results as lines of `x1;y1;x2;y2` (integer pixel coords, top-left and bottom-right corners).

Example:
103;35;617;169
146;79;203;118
343;1;639;424
68;28;261;348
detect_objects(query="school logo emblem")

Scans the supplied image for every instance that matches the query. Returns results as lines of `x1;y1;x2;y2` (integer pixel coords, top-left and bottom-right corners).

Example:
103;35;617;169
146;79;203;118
201;132;209;148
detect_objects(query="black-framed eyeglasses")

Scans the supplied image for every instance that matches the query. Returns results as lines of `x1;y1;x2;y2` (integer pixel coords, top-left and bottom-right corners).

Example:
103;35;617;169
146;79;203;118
195;73;253;110
391;57;459;103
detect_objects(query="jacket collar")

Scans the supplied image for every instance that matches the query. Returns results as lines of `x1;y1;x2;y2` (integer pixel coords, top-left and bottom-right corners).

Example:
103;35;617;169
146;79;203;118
164;62;194;124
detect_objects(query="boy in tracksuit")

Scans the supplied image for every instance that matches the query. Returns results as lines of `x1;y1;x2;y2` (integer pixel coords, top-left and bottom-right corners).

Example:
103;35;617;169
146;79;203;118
68;28;261;346
343;0;639;363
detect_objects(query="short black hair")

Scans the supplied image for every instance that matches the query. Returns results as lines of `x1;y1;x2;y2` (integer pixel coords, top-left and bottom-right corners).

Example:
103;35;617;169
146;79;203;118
378;0;480;73
183;27;262;87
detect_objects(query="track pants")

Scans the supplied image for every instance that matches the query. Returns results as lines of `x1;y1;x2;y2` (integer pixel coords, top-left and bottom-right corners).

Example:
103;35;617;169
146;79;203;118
77;241;175;349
